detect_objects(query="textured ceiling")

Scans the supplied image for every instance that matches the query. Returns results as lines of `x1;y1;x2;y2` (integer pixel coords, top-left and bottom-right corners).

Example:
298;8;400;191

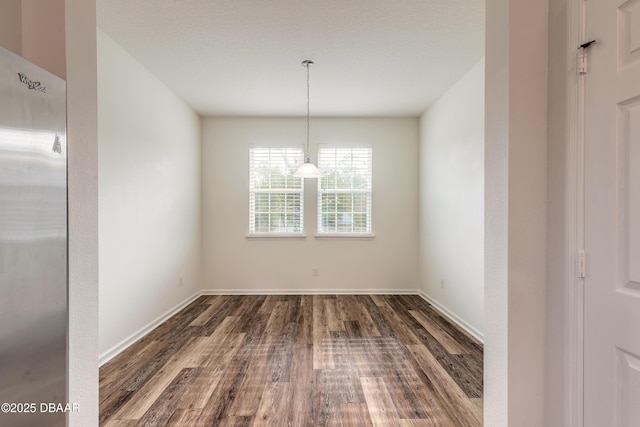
97;0;484;117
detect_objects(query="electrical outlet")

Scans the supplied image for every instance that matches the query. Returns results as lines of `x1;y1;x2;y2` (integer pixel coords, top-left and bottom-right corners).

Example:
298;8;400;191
440;279;445;289
312;267;319;277
179;276;184;287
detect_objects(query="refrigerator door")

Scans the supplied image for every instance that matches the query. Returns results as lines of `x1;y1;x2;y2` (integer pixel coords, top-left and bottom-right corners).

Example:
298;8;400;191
0;47;67;427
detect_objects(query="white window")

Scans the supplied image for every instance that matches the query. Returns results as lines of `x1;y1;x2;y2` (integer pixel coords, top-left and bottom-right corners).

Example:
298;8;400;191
317;146;372;235
249;147;304;234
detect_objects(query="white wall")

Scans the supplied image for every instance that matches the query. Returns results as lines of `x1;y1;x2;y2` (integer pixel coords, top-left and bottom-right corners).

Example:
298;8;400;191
485;0;548;425
418;59;485;339
21;0;66;79
97;30;201;356
202;117;419;292
0;0;66;79
0;0;21;55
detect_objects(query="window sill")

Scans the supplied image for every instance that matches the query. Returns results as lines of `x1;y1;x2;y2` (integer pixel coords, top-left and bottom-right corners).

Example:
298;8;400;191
246;233;307;239
314;233;375;239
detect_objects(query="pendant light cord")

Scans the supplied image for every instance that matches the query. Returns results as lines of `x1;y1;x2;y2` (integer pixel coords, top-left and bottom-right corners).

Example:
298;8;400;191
294;60;321;178
306;61;311;160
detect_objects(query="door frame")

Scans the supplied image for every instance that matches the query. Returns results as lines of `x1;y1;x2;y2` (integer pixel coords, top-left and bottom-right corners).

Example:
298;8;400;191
565;0;587;424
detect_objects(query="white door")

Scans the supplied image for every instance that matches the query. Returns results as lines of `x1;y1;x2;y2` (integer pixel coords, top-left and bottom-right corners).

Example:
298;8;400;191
584;0;640;425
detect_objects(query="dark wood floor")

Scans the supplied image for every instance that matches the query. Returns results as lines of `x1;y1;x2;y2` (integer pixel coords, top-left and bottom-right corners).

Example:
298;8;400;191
100;295;483;426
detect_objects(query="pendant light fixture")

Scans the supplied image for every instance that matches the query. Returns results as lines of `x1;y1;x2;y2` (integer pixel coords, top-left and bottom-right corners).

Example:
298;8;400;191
294;60;322;178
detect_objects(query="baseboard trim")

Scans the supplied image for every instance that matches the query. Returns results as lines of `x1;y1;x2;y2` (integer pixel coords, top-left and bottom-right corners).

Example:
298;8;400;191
200;288;419;295
98;291;202;366
417;291;484;344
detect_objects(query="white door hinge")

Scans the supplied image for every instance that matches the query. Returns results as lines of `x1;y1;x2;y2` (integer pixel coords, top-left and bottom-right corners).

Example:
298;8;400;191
578;40;597;75
577;250;586;279
578;52;588;74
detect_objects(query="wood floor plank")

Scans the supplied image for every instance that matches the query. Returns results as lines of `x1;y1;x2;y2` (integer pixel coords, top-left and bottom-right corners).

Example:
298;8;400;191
100;341;169;422
312;369;345;426
268;322;295;382
399;295;483;357
199;296;245;337
148;299;210;343
100;338;178;421
110;327;237;421
195;351;252;425
185;316;239;368
227;339;278;417
283;295;301;325
218;416;254;427
258;295;279;315
109;347;191;420
376;302;421;346
342;324;382;377
358;296;395;337
252;381;292;426
99;390;135;425
227;296;267;333
295;295;313;345
335;295;354;322
197;295;218;304
471;397;483;413
324;298;346;332
409;309;467;355
99;294;483;427
384;349;457;425
289;343;313;426
368;295;387;307
384;296;483;398
201;332;247;370
360;376;400;426
99;337;164;384
176;367;223;411
340;402;373;427
102;419;138;427
313;295;335;370
342;302;430;419
348;297;381;337
406;344;482;427
399;418;441;427
137;367;201;426
360;336;430;420
455;353;484;396
263;301;289;338
165;409;202;426
126;336;197;383
189;296;228;326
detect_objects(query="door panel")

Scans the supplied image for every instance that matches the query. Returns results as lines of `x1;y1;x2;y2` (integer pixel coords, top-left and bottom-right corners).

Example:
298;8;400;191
584;0;640;426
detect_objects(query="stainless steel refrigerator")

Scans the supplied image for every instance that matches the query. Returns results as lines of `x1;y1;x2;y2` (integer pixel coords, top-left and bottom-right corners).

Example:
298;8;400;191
0;46;67;427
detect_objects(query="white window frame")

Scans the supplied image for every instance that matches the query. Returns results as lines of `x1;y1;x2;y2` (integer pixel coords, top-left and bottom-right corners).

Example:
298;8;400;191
317;145;373;237
248;146;305;237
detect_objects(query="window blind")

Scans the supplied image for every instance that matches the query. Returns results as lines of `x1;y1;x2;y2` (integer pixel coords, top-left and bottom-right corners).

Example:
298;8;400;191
317;146;372;234
249;147;304;234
